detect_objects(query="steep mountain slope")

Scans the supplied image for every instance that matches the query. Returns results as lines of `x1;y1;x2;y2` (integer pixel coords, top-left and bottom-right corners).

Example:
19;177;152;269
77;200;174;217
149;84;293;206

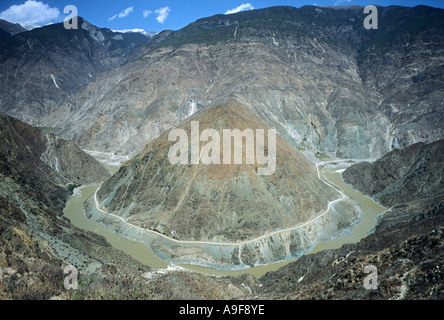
343;139;444;207
0;18;150;124
0;113;156;299
86;101;360;268
0;19;26;40
96;101;338;241
0;112;110;208
46;5;444;160
259;141;444;299
358;6;444;150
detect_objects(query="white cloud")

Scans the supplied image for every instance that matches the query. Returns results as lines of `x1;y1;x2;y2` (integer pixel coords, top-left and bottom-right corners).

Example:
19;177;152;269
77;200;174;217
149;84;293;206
155;7;170;24
0;0;60;26
109;6;134;21
225;3;254;15
143;10;152;18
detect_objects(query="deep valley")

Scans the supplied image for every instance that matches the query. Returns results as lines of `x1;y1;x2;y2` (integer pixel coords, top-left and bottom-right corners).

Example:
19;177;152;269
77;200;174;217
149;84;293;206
0;3;443;301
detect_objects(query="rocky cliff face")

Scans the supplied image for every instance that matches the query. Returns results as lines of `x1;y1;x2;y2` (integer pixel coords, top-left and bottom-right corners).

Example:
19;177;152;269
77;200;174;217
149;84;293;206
38;5;443;160
1;115;66;214
0;18;150;125
343;139;444;207
357;6;444;150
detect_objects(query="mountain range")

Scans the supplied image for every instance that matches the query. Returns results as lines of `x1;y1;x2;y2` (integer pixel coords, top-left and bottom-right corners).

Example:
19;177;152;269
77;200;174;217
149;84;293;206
0;17;152;124
1;6;443;159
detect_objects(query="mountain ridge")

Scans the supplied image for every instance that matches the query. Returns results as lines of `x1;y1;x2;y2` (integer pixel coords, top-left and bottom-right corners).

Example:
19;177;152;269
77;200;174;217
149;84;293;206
0;19;26;39
29;5;443;161
0;17;151;124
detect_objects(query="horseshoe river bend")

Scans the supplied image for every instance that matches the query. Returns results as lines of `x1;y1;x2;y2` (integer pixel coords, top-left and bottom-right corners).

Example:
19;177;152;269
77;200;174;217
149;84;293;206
63;159;386;278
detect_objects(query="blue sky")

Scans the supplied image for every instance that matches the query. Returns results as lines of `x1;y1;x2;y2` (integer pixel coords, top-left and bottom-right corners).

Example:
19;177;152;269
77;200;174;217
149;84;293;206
0;0;443;31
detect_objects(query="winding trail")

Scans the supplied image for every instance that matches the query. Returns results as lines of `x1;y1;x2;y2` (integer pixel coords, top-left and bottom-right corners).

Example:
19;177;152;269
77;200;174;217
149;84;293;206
91;158;368;247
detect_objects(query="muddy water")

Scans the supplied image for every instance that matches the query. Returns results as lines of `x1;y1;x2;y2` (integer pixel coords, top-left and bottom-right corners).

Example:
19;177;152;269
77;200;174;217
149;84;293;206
64;184;170;270
311;166;386;252
63;163;386;278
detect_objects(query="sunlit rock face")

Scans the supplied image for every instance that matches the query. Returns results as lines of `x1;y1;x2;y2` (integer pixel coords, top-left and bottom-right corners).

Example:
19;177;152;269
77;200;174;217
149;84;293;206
35;6;443;160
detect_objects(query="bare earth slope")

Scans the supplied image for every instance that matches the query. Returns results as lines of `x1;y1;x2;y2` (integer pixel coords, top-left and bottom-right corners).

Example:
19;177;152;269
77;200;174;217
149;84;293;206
88;102;360;268
0;113;153;299
97;101;337;241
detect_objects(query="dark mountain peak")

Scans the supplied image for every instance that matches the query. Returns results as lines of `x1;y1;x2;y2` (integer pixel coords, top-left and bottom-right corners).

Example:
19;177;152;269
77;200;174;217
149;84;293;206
0;19;26;39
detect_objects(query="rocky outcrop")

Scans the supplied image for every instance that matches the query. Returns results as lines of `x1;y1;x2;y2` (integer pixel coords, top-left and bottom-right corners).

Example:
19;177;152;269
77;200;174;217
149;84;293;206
39;133;112;185
0;113;110;193
343;140;444;207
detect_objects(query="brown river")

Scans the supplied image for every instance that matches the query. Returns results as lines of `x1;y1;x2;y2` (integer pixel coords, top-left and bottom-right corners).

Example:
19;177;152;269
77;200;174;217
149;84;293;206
63;163;386;278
